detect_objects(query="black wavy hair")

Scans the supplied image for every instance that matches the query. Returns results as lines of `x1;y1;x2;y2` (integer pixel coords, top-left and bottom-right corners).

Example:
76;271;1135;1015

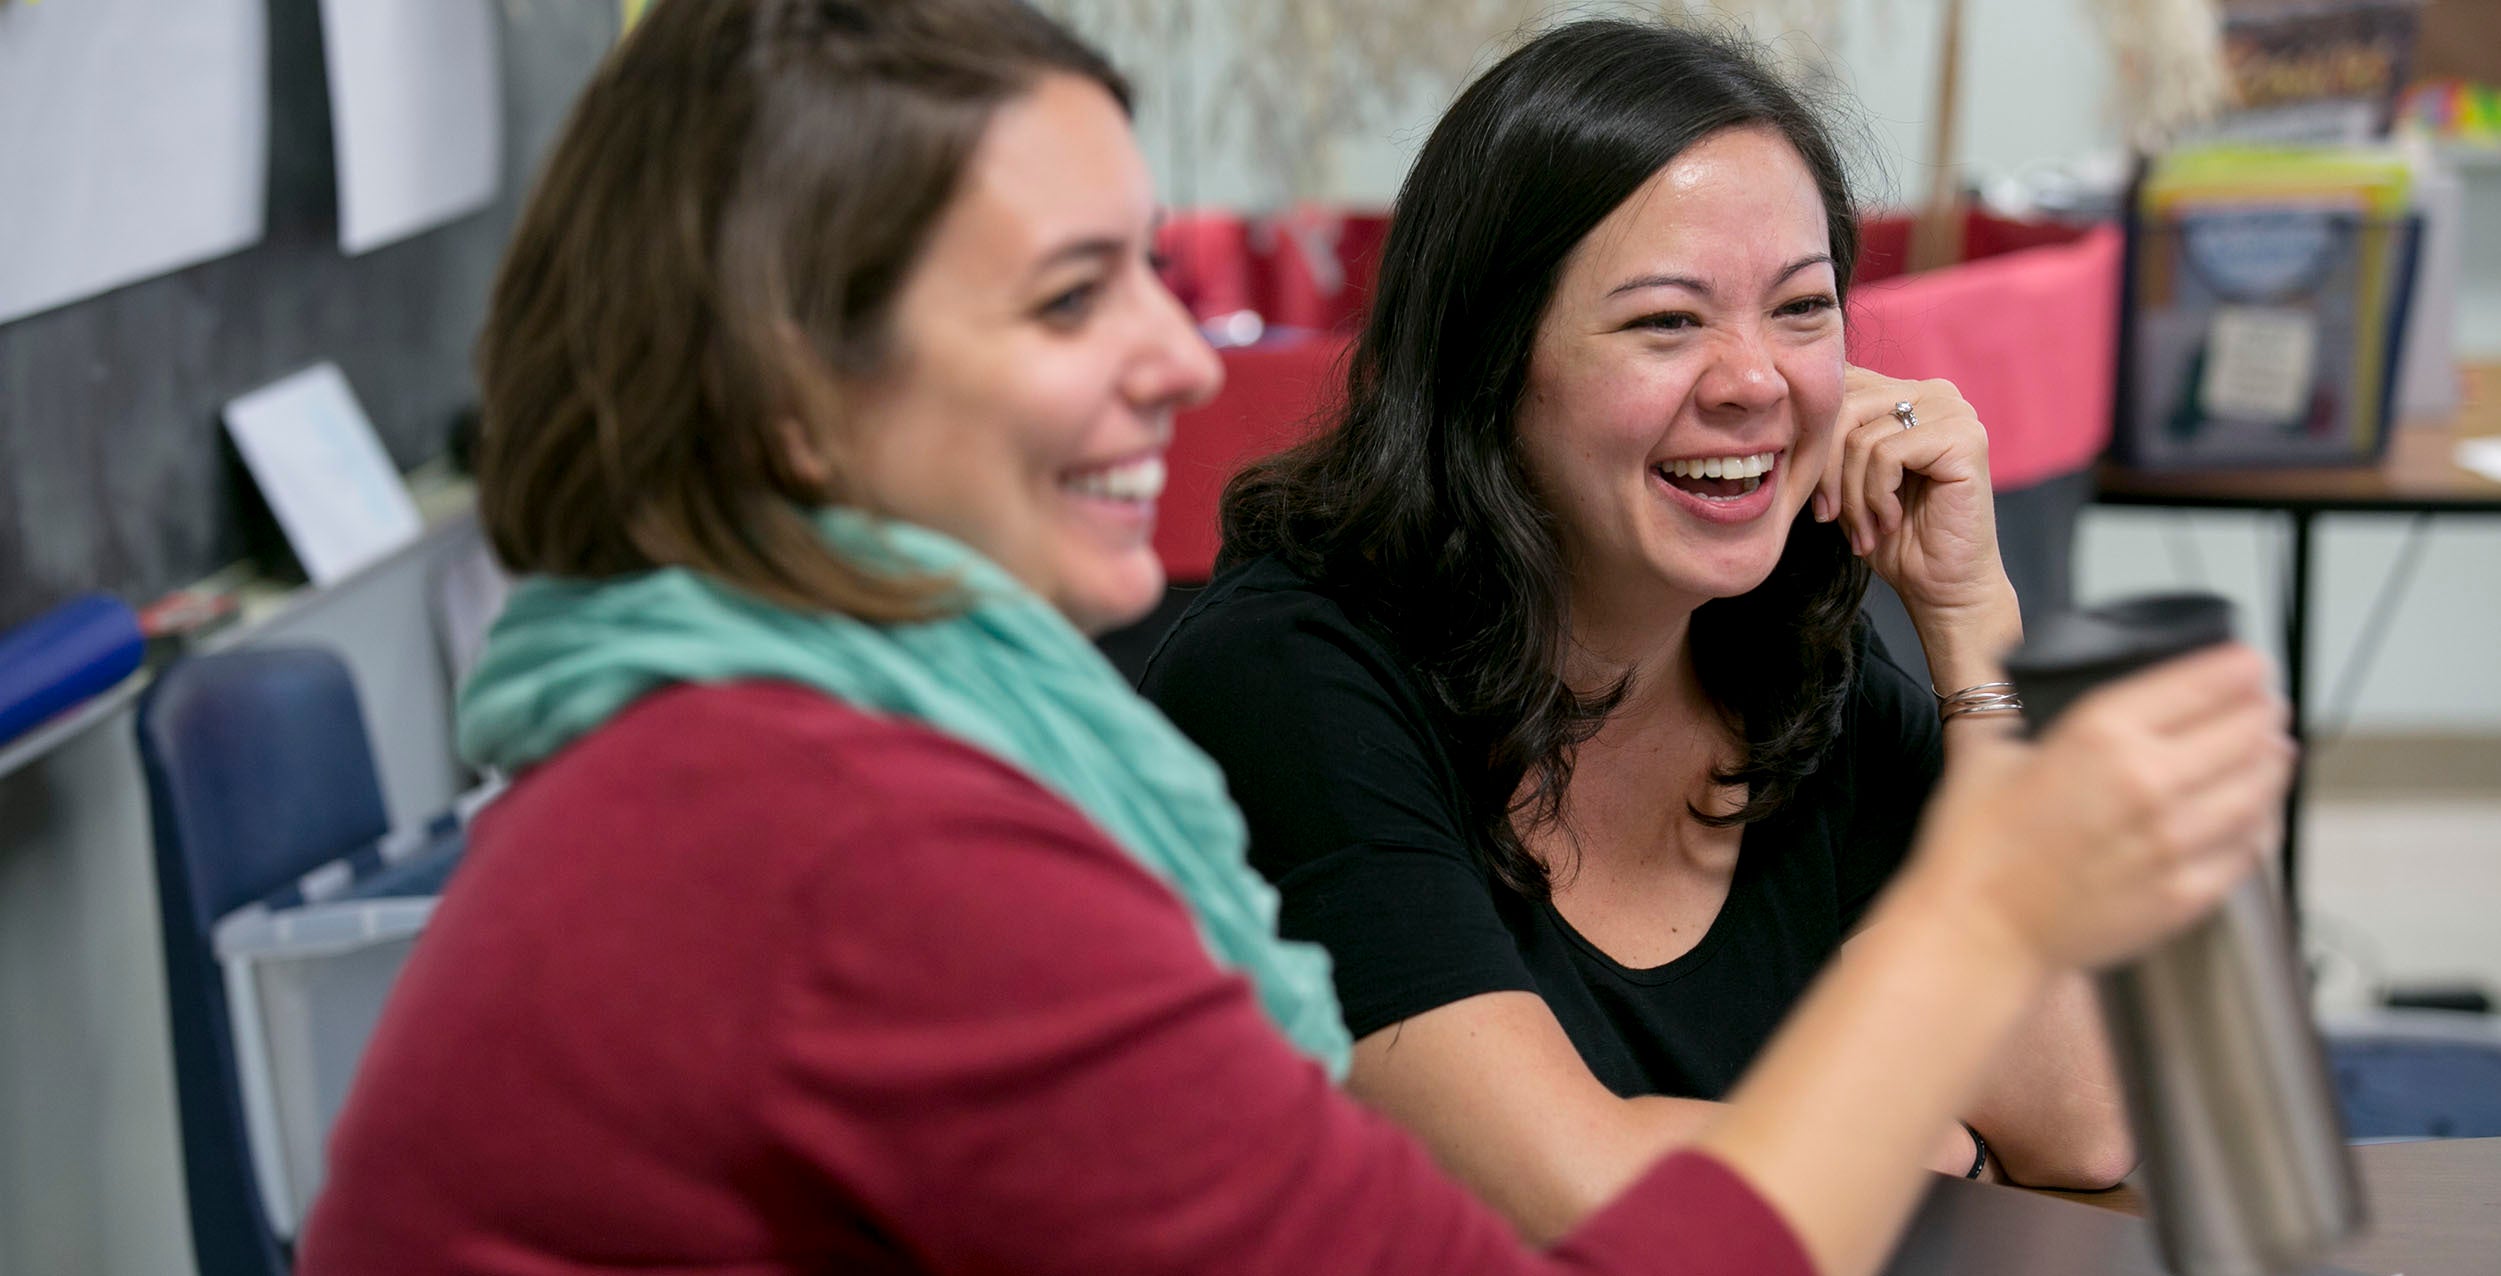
1219;18;1871;901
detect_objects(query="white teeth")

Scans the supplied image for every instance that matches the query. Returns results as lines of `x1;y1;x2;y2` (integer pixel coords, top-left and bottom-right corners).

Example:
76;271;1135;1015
1663;452;1776;481
1063;455;1166;503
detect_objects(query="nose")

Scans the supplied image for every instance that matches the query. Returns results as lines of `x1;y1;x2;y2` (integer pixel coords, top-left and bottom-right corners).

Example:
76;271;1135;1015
1693;327;1785;416
1125;272;1225;416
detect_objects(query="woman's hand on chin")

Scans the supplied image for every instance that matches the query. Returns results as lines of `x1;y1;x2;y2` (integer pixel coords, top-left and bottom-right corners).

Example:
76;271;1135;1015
1815;367;2015;621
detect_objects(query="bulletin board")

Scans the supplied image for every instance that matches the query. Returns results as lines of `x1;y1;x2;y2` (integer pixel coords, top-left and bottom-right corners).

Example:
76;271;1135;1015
0;0;616;631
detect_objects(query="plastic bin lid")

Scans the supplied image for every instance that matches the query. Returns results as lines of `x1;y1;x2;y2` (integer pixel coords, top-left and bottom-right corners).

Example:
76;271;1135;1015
213;897;437;961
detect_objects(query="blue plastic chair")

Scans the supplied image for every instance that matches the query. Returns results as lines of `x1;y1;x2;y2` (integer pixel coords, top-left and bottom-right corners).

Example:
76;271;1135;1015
135;646;393;1276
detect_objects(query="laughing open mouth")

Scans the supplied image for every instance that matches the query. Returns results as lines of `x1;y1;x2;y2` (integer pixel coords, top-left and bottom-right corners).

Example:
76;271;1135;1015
1654;451;1775;501
1060;454;1167;503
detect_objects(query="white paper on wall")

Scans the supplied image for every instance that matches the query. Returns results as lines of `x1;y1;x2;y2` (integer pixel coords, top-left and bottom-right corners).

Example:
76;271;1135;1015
0;0;268;326
224;364;424;587
317;0;503;256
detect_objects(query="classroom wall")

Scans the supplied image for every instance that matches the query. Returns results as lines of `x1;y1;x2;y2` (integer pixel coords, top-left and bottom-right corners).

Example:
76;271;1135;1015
0;7;611;1274
1103;0;2501;736
0;0;615;634
1107;0;2123;214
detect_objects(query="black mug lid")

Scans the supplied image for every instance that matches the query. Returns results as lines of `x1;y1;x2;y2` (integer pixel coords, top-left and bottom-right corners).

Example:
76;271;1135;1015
2004;593;2237;684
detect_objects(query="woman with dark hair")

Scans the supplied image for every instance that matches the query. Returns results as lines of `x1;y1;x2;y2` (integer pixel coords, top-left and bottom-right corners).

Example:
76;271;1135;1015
300;3;2286;1274
1144;18;2137;1239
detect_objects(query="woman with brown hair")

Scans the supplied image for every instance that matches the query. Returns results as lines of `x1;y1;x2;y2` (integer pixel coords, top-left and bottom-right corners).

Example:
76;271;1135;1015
300;3;2289;1274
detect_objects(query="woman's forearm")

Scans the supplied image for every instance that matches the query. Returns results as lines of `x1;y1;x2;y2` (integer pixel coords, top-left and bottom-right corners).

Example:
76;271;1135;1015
1910;584;2136;1188
1347;996;1992;1247
1695;874;2052;1276
1963;972;2134;1188
1842;920;2134;1188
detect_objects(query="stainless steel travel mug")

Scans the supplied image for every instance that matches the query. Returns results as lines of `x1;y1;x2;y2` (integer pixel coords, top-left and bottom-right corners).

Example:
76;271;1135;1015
2004;593;2361;1276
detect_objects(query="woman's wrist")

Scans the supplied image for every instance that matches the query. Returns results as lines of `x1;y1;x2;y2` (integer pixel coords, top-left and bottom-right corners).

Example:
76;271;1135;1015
1910;574;2023;699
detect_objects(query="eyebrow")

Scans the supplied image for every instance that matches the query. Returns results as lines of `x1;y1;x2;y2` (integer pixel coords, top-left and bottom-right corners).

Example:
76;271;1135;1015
1031;236;1130;279
1606;253;1835;300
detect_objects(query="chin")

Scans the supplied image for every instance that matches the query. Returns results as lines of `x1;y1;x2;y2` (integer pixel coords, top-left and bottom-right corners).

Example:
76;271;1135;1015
1716;510;1817;597
1056;553;1167;637
1655;543;1788;605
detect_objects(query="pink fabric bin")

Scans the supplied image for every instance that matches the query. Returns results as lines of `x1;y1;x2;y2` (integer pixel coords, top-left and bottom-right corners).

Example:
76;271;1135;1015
1847;223;2123;493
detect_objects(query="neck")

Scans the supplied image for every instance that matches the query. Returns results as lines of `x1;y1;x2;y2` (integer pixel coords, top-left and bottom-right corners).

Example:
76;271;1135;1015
1546;573;1750;869
1562;570;1709;720
1569;622;1732;829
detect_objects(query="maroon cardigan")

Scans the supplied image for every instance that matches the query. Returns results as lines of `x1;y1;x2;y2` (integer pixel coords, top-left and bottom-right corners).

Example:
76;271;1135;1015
299;681;1815;1276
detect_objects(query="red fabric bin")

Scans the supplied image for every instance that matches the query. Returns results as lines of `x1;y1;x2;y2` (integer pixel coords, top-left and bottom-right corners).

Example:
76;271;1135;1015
1156;335;1351;582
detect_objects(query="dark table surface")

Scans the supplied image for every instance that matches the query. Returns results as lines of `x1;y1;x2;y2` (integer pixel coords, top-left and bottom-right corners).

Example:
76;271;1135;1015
2030;1137;2501;1276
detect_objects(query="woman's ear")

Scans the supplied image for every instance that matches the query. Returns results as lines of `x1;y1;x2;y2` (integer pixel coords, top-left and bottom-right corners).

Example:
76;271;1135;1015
777;416;840;494
765;317;859;501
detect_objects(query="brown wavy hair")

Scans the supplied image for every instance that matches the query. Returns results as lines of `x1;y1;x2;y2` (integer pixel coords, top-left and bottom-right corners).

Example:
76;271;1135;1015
476;0;1125;618
1221;20;1870;901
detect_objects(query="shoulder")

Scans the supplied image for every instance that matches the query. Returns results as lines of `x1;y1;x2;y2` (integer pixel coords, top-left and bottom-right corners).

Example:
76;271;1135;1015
1847;623;1936;739
482;683;1221;1018
567;680;1076;813
1145;556;1386;672
1142;555;1423;711
1820;622;1950;830
1786;625;1944;829
1137;558;1480;899
495;682;1151;898
1139;554;1446;759
1780;626;1943;923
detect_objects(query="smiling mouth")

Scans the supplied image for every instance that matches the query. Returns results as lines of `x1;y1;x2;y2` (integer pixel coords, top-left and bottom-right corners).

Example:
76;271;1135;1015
1654;451;1776;501
1060;454;1167;504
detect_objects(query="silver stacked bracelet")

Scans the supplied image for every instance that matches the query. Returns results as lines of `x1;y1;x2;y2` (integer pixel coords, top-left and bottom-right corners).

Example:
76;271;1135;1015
1935;680;2023;723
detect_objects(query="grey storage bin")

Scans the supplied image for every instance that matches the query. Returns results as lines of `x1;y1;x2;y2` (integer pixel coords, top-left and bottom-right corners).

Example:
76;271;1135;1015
214;897;435;1240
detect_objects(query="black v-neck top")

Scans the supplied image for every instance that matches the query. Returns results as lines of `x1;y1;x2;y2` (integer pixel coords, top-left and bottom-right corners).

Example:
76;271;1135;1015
1140;555;1945;1100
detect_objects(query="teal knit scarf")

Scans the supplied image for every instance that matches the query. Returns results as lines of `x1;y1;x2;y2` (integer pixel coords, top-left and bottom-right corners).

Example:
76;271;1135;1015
456;509;1350;1077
